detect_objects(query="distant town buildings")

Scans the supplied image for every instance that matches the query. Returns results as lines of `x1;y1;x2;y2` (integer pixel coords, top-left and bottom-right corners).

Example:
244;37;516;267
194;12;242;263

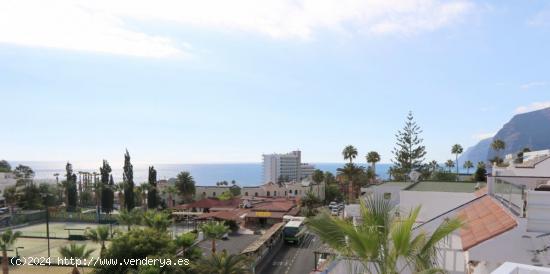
262;150;315;183
195;179;325;201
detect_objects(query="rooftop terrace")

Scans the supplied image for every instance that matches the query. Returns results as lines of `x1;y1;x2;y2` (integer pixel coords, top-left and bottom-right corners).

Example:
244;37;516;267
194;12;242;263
406;181;486;193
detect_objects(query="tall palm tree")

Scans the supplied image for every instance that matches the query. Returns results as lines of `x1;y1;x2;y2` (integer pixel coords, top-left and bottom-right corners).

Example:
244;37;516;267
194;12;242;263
85;226;110;257
196;251;252;274
142;210;171;232
1;229;21;274
451;144;463;175
58;244;95;274
200;221;229;254
366;151;381;177
428;160;439;174
477;161;486;170
491;139;506;165
114;182;125;209
445;160;455;173
307;195;463;274
342;145;358;164
165;185;179;208
117;209;142;231
176;172;196;203
463;160;474;175
337;163;364;203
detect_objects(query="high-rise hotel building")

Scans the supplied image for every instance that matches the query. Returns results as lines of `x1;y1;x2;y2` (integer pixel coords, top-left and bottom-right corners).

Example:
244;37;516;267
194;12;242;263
262;150;315;183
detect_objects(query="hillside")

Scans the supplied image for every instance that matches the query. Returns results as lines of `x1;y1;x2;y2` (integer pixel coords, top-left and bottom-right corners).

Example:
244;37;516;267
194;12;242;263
460;107;550;163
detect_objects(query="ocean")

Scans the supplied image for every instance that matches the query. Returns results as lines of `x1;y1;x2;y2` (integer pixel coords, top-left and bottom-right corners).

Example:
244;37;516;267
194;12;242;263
8;161;392;186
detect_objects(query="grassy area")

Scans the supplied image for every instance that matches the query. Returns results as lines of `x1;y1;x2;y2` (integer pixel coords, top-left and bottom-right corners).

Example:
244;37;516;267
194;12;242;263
406;181;485;193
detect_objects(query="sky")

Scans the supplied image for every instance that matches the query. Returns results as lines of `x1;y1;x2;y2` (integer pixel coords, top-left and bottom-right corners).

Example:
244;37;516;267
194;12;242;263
1;0;550;166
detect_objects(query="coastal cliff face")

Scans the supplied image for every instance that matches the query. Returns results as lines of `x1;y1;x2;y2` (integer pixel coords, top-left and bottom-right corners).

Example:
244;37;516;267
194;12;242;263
460;107;550;163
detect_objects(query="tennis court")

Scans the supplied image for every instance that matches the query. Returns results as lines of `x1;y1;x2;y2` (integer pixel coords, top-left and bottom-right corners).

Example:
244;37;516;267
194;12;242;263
13;222;108;238
6;237;102;259
11;221;194;239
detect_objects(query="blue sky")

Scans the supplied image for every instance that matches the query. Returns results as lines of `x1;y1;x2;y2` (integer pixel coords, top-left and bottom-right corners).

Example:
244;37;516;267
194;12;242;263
1;0;550;166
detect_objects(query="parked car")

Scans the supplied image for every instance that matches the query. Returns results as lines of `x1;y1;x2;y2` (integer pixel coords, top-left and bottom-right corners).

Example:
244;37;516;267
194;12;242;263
328;201;338;209
331;208;339;216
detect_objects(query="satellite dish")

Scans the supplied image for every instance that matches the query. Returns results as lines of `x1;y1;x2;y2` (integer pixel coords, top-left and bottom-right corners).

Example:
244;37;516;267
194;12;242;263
408;171;421;183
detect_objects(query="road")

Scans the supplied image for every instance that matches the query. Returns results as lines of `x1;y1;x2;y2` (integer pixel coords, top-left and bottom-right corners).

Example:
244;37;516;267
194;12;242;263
263;233;322;274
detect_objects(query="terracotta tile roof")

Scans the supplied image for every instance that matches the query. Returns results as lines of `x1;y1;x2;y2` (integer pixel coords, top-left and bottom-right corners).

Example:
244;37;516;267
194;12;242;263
474;186;488;197
252;201;295;212
196;209;248;222
458;196;517;251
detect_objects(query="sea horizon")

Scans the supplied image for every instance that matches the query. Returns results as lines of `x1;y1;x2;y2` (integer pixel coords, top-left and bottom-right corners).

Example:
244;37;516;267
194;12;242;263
6;160;395;186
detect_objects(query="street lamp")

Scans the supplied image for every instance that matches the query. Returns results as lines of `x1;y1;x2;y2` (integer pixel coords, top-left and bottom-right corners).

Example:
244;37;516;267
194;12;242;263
41;193;52;258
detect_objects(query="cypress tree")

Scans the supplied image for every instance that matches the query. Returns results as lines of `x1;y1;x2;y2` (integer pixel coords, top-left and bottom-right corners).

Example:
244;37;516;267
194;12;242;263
147;166;158;210
123;149;135;210
65;162;78;211
100;160;114;213
391;111;427;180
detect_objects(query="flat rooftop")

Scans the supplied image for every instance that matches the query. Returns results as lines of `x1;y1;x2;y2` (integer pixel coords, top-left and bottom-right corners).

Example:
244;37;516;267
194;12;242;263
406;181;486;193
367;182;411;189
197;233;260;255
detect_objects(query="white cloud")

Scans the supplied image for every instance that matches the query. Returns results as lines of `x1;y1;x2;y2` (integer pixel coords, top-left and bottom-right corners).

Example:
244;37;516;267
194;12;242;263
515;101;550;114
472;132;495;141
0;0;474;57
0;0;186;58
528;7;550;27
520;81;547;90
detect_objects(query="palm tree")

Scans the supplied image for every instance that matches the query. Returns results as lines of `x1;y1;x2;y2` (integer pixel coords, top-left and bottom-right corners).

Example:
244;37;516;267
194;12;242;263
337;163;364;203
445;160;455;172
477;161;486;169
85;226;109;257
163;185;179;208
196;251;252;274
1;229;21;274
176;172;196;203
3;187;17;215
366;151;381;176
428;160;439;174
342;145;358;164
451;144;463;175
114;182;125;209
307;195;463;274
117;208;142;231
142;210;171;232
200;221;229;254
58;244;95;274
175;232;197;257
463;160;474;175
491;139;506;165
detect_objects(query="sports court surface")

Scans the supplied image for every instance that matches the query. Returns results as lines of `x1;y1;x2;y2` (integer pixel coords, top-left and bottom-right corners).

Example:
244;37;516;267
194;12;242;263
12;221;193;238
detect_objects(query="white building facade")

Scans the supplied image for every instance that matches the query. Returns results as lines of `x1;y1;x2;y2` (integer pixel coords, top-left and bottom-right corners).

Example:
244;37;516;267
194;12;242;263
262;150;315;183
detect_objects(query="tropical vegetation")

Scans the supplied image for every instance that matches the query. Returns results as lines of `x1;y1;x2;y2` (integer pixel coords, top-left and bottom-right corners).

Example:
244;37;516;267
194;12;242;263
307;195;463;274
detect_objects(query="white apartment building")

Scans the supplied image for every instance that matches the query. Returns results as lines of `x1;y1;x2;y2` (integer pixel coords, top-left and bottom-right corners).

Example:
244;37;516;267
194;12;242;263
262;150;315;183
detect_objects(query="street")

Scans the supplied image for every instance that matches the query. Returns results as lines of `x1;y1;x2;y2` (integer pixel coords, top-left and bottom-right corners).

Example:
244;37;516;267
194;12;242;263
263;233;322;274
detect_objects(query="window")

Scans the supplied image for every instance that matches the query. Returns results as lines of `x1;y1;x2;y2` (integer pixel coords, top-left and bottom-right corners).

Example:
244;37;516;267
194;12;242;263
384;193;391;200
274;191;277;196
285;191;287;196
213;192;216;197
267;191;270;197
255;192;258;197
294;190;298;195
245;192;249;196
